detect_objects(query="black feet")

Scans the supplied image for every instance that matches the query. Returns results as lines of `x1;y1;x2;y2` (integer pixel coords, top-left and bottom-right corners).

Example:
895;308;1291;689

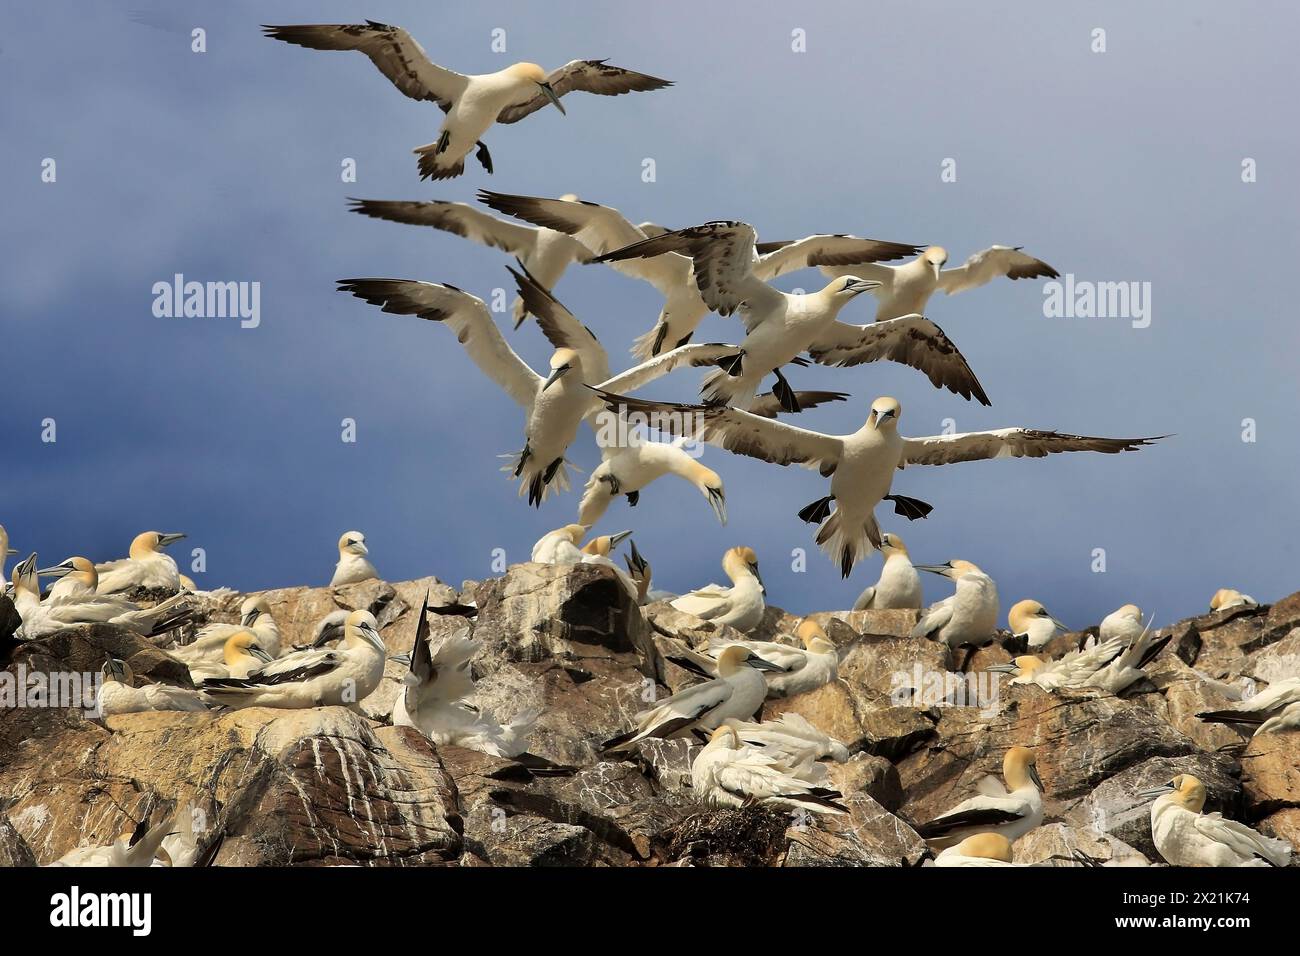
772;367;801;413
626;490;640;507
475;140;493;174
884;493;934;520
797;495;835;524
717;350;745;377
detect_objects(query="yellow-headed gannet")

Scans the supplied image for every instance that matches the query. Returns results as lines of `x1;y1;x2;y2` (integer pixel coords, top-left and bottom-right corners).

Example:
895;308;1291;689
1210;588;1259;611
593;393;1158;577
932;832;1017;867
49;809;177;867
579;530;638;598
339;274;736;506
349;195;593;328
911;560;1000;666
670;546;766;632
96;657;208;716
170;595;283;665
331;530;379;586
480;190;921;360
1197;677;1300;736
199;610;386;709
915;746;1045;847
1007;599;1069;649
94;531;186;593
602;645;782;752
690;725;848;814
15;556;193;640
622;541;677;605
1140;774;1292;867
703;618;838;698
596;220;988;411
1090;609;1172;694
264;22;670;180
988;636;1126;692
854;532;923;610
580;438;727;529
186;631;276;683
726;713;849;783
819;245;1059;322
391;597;538;757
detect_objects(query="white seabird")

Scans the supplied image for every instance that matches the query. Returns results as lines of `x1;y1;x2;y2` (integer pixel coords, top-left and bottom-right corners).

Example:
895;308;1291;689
1197;677;1300;736
703;618;838;699
1099;603;1147;643
690;725;848;814
596;220;989;411
186;631;277;683
932;832;1017;867
1090;612;1171;694
987;638;1126;692
670;546;767;632
169;595;283;665
819;244;1060;322
911;560;1001;666
915;746;1045;847
580;437;726;530
531;524;588;564
592;391;1159;578
601;644;782;752
480;190;922;360
725;713;849;783
349;195;593;328
853;532;923;610
95;657;208;717
1210;588;1258;611
264;21;671;180
94;531;186;593
1140;774;1291;867
579;530;638;598
49;810;177;867
331;531;379;586
14;555;193;641
1007;598;1069;649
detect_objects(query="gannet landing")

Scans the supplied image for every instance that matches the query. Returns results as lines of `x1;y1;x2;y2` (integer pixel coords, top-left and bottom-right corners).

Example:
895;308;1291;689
819;245;1060;322
702;619;838;699
339;273;737;506
915;746;1045;847
601;645;781;752
1140;774;1291;867
349;196;593;328
932;833;1017;867
1197;677;1300;736
15;556;193;640
94;531;186;593
1007;599;1068;649
96;658;208;717
264;22;671;180
591;390;1160;577
854;532;922;610
186;631;276;683
670;546;766;632
912;560;1000;667
596;220;988;410
1210;588;1258;611
691;725;848;814
331;531;379;586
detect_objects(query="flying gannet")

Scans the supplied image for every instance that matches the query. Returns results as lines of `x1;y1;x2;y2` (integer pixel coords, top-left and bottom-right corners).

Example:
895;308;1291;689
349;195;593;328
819;245;1060;322
331;531;379;586
853;532;922;610
932;832;1017;867
479;189;922;360
1140;774;1292;867
690;725;848;814
186;631;277;683
1007;599;1068;650
198;610;387;710
911;560;1001;667
264;21;671;180
725;713;850;783
95;657;208;717
987;637;1126;692
915;746;1045;847
169;595;283;665
339;272;738;506
596;220;989;411
1209;588;1259;612
14;555;194;641
700;618;838;698
94;531;186;593
1197;677;1300;736
601;645;782;752
670;546;767;632
591;391;1160;578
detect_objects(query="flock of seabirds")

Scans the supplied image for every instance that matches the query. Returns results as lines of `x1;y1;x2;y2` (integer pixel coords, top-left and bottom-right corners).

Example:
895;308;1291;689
4;20;1294;867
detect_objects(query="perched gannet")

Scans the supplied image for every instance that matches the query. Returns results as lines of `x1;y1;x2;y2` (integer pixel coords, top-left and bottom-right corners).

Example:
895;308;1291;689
480;190;921;360
932;833;1017;867
531;524;588;564
331;531;378;586
94;531;186;593
670;546;767;632
49;811;177;867
1099;603;1147;643
186;631;276;683
602;645;781;752
14;556;193;640
1141;774;1291;867
622;541;677;605
199;610;387;709
265;21;670;180
988;638;1126;692
170;595;283;664
1197;677;1300;736
591;392;1159;577
339;274;736;506
915;746;1045;847
726;714;849;783
819;244;1059;322
349;195;593;327
912;561;1001;666
1210;588;1258;612
0;524;15;579
691;725;848;814
1007;599;1068;649
597;220;988;411
703;619;838;699
392;597;537;758
853;532;922;610
1091;626;1170;695
579;530;638;598
96;658;207;717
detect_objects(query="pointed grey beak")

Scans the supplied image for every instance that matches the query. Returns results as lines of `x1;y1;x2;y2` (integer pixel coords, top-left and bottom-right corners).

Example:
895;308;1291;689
1137;784;1174;801
538;81;566;115
846;278;881;296
985;663;1019;674
706;487;727;525
37;561;75;578
312;622;345;648
607;530;633;549
750;564;766;595
389;652;412;667
915;564;952;576
748;655;785;672
249;647;274;665
542;364;570;391
157;533;187;548
5;548;15;557
241;609;261;627
1048;616;1069;632
1029;764;1044;792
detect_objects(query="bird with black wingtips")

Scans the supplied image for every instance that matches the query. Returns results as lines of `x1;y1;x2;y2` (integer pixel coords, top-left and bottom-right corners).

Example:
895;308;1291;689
690;724;848;814
911;559;1000;668
697;618;838;699
95;657;209;717
1197;677;1300;736
1007;599;1069;650
169;594;282;665
987;637;1125;692
14;555;194;641
186;631;276;683
915;746;1045;848
1090;607;1172;694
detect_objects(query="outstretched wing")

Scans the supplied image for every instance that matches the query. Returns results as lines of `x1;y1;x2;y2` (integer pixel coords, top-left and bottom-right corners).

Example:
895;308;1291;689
902;430;1161;467
508;262;610;382
937;246;1059;295
348;198;537;254
747;390;850;418
596;343;742;395
497;59;673;123
754;234;922;280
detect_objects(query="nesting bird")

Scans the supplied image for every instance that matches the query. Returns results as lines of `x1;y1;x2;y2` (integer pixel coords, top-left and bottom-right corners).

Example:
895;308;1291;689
932;832;1017;867
1210;588;1258;612
1090;608;1171;694
987;638;1125;693
1141;774;1291;867
49;810;178;867
171;595;282;665
670;546;767;632
264;22;671;180
331;531;379;586
94;531;186;593
690;725;848;814
911;560;1001;666
853;532;922;610
701;618;839;698
531;524;588;564
725;714;850;783
14;555;193;641
95;658;208;717
1007;599;1068;649
1197;677;1300;736
915;746;1045;847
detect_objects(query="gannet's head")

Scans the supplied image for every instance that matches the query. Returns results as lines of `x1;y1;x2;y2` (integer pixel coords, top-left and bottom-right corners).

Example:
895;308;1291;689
1003;746;1044;792
916;558;982;580
623;540;651;601
345;609;386;654
723;546;763;593
879;532;908;557
337;532;368;557
39;556;99;591
822;275;881;301
153;847;174;868
1139;773;1206;813
1008;599;1066;637
985;654;1042;677
582;530;631;557
543;347;581;391
1114;603;1143;622
954;832;1013;863
223;630;274;666
715;644;783;676
708;724;742;748
100;657;133;685
1209;588;1249;611
923;246;948;279
868;396;901;431
179;574;198;592
240;595;273;628
130;531;186;559
10;553;38;595
505;62;566;114
795;618;834;654
549;524;588;547
686;461;727;526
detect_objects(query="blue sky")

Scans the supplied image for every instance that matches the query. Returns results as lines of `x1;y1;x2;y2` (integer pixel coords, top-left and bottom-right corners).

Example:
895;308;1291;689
3;1;1297;628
